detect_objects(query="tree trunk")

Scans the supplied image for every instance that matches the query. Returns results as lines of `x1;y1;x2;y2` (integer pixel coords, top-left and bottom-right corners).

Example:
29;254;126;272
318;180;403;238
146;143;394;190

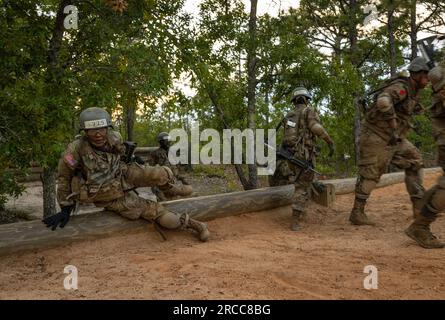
246;0;258;190
348;0;361;164
42;0;71;218
388;1;397;77
410;0;417;59
353;95;361;163
41;168;57;218
125;103;136;142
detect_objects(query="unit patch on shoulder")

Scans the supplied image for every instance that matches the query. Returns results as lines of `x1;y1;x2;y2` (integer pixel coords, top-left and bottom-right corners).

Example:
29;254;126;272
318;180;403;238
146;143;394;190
63;153;78;169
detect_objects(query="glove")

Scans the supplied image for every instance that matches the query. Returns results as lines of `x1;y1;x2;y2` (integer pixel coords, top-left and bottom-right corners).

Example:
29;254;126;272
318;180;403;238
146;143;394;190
42;205;74;231
327;141;335;158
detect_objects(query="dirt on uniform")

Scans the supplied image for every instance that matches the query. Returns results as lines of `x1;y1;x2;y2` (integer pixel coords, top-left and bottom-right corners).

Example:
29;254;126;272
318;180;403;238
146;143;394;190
0;172;444;300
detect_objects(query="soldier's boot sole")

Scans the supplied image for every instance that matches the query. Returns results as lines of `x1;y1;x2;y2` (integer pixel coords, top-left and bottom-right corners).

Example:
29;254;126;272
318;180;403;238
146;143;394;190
405;225;445;249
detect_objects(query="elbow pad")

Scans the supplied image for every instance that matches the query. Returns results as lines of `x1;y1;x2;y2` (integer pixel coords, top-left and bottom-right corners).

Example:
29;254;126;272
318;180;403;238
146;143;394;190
376;94;394;113
310;123;329;140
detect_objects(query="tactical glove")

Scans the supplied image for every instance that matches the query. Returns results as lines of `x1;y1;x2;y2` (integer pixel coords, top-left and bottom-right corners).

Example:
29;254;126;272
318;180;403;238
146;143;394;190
42;205;74;231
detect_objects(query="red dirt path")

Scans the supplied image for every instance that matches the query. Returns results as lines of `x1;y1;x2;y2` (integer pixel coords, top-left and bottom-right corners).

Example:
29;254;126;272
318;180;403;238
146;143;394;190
0;173;444;300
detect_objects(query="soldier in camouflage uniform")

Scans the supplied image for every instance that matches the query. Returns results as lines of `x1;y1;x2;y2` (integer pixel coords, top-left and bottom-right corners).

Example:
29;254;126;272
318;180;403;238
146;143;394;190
350;57;430;226
43;107;209;242
150;132;193;201
269;87;334;231
405;62;445;248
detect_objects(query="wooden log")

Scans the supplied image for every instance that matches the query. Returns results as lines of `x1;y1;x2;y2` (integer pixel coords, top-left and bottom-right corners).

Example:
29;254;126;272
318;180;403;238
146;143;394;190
323;167;443;195
163;184;295;221
0;185;294;256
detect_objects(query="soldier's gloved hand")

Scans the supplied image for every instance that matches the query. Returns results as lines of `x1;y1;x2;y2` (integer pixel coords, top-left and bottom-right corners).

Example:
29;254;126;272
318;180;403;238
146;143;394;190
42;205;74;231
327;141;335;158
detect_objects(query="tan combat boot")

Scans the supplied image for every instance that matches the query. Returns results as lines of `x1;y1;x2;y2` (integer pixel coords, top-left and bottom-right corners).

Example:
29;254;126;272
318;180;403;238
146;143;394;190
405;207;444;249
349;198;375;226
180;214;210;242
161;184;193;199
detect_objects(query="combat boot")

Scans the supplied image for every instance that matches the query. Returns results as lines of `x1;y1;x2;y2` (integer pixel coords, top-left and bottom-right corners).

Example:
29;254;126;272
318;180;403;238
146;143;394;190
349;198;375;226
405;207;444;249
180;214;210;242
162;184;193;199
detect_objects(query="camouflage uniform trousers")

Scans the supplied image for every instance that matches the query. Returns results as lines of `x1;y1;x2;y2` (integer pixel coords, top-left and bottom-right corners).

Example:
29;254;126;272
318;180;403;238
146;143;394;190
94;163;181;229
269;158;314;218
424;117;445;214
355;127;425;209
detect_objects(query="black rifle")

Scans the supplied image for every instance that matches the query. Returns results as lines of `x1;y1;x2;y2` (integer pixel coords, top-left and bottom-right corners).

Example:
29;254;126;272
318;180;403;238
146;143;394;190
123;141;140;164
276;147;321;176
417;35;445;69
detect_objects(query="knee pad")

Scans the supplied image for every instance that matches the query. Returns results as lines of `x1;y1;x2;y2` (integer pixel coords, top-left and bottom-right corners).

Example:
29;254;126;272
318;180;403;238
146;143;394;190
355;177;377;199
156;211;181;229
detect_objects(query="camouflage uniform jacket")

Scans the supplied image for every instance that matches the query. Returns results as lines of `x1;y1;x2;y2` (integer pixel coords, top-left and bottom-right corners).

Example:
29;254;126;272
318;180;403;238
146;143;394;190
57;130;128;207
281;103;330;164
364;76;423;142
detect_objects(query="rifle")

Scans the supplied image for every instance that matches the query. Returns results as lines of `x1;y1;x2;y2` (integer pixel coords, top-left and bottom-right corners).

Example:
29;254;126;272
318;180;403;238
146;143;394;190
417;35;445;69
277;147;321;176
265;142;321;176
122;141;143;164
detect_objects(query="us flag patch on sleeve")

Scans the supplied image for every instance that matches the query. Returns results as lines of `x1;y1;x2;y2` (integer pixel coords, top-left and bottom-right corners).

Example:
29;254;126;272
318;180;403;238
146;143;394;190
63;153;78;169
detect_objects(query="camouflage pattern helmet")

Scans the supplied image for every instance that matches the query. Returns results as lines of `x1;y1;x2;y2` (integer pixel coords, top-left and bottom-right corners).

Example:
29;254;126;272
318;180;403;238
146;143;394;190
408;56;430;72
79;107;112;130
157;132;171;142
428;66;445;92
291;86;311;102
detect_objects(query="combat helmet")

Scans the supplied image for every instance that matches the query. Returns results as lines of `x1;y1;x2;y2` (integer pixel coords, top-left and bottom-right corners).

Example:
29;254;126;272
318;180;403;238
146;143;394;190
157;132;171;142
79;107;113;130
408;57;430;72
428;66;445;92
291;86;312;102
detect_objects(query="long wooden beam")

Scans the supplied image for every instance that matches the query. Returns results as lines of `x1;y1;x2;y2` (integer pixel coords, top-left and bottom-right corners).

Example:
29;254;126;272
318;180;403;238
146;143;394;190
0;185;294;256
1;168;442;256
325;167;442;195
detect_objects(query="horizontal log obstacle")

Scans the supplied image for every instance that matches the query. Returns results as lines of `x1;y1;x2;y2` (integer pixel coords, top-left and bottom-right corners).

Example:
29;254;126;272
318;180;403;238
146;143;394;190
0;167;442;256
0;185;294;256
325;167;443;195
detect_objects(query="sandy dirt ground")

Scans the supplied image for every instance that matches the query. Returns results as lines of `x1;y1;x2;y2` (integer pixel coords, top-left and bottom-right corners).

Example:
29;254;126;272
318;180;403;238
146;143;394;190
0;172;444;300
